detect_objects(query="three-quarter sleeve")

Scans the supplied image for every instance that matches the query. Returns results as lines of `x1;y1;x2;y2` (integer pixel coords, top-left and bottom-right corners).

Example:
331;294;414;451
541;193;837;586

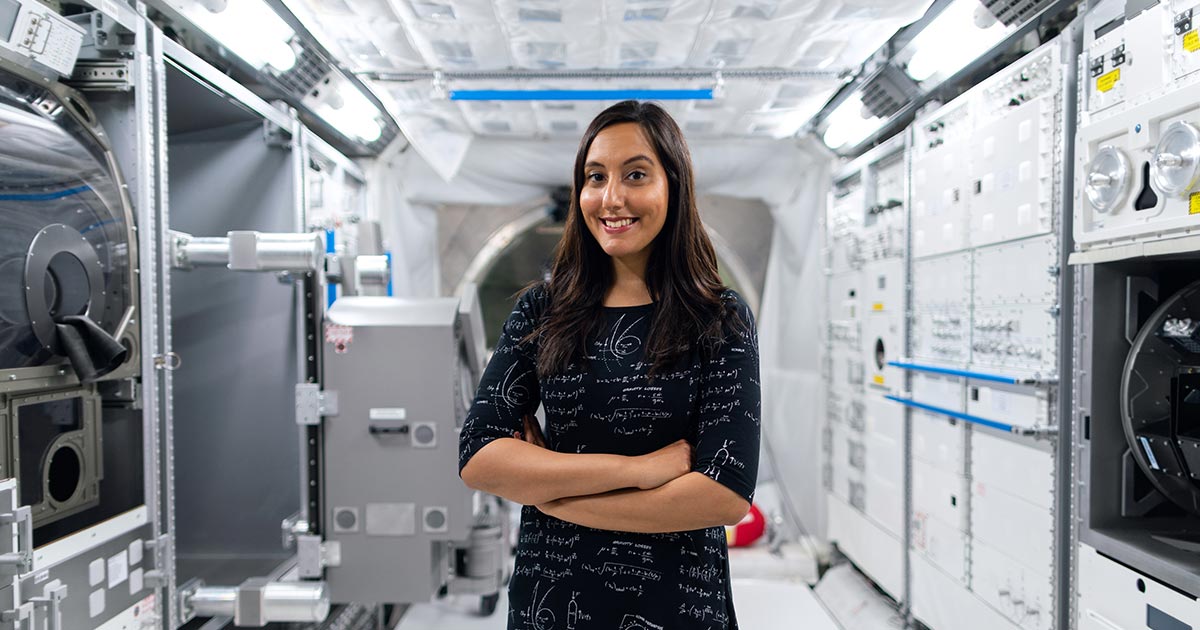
692;292;761;502
458;286;545;475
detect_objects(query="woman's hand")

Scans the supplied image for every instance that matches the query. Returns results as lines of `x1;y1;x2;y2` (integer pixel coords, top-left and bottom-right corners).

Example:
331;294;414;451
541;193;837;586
514;414;546;448
633;439;693;490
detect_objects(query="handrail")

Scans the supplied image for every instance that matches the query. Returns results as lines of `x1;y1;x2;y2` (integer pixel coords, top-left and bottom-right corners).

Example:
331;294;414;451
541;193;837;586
886;360;1057;386
883;395;1058;438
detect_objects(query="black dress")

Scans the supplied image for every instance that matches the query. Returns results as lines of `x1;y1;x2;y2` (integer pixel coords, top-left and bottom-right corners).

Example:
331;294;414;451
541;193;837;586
459;285;761;630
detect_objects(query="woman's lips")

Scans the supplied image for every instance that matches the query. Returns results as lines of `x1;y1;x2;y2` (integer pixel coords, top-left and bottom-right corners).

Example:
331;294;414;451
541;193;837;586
601;217;638;234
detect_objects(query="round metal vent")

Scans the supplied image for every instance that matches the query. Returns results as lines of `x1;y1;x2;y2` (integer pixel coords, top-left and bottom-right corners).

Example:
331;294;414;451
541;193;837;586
1085;145;1131;213
1151;121;1200;196
1122;279;1200;516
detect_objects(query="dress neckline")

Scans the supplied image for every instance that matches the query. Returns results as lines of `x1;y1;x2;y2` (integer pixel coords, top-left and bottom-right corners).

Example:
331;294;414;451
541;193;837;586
600;302;655;311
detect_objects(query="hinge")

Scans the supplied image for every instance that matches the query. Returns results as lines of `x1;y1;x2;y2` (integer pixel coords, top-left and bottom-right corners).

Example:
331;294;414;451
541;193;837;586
296;535;340;579
143;534;170;587
69;60;134;91
296;384;338;426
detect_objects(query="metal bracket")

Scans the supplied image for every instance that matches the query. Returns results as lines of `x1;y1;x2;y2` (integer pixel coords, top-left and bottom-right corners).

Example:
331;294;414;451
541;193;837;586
0;603;32;630
263;120;292;149
143;534;170;587
0;507;33;576
280;512;310;550
176;578;203;625
296;536;341;579
70;60;134;91
28;581;67;630
296;385;338;426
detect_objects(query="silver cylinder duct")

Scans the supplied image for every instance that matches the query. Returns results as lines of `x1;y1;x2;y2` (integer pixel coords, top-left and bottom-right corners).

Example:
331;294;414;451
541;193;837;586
228;232;324;272
186;580;330;626
188;586;238;618
180;237;231;267
170;231;325;272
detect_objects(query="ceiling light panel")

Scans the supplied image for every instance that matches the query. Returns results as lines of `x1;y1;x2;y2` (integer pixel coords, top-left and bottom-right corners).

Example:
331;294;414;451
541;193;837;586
607;23;696;68
690;22;804;66
506;24;605;68
708;0;824;21
404;22;514;69
286;0;425;71
390;0;496;23
495;0;604;24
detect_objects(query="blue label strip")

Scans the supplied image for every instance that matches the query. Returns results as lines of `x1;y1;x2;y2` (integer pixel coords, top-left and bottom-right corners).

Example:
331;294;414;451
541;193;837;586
449;89;715;101
884;395;1018;433
0;185;93;202
325;229;336;309
887;360;1028;385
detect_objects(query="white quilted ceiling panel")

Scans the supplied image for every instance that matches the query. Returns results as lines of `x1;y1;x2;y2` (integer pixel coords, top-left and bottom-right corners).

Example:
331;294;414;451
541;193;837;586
284;0;935;140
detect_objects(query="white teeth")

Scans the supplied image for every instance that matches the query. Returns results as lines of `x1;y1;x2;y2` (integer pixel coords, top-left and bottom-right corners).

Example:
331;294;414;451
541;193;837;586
604;218;634;228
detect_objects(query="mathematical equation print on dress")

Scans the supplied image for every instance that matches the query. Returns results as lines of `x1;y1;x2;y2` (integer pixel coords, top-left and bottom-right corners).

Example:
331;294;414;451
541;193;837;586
461;287;761;630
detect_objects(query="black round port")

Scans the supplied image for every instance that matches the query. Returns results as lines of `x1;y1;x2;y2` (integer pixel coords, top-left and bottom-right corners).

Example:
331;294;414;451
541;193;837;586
47;447;81;503
1137;578;1146;593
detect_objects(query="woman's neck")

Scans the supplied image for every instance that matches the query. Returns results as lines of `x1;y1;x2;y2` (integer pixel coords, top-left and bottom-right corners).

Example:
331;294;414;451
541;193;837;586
605;252;653;307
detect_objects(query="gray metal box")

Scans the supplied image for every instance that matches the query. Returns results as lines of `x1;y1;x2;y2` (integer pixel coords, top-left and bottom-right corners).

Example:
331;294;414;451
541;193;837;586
321;296;479;604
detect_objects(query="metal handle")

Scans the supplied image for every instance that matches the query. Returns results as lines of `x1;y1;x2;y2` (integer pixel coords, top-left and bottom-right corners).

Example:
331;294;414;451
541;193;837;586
29;582;67;630
368;424;410;435
0;507;33;575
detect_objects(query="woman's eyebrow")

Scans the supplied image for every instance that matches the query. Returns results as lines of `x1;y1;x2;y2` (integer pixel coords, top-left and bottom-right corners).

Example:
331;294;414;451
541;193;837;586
584;155;654;169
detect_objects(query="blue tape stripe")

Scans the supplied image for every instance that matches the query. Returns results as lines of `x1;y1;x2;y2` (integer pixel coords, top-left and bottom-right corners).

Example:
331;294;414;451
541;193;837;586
884;395;1017;433
887;360;1024;385
0;185;93;202
325;229;336;309
384;251;393;297
449;89;715;101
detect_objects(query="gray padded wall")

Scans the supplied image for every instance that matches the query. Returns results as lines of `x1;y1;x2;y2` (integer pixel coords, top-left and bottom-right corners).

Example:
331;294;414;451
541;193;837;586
168;119;300;585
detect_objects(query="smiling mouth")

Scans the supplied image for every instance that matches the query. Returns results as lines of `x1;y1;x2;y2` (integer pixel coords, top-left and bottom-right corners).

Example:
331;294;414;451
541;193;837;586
601;217;638;228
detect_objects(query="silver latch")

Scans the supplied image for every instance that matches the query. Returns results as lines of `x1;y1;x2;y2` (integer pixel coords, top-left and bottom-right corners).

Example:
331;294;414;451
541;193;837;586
296;385;338;426
296;535;341;579
280;513;310;550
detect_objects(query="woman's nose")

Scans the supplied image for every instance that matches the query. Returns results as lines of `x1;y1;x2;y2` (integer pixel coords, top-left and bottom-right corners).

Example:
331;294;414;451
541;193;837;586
602;180;624;210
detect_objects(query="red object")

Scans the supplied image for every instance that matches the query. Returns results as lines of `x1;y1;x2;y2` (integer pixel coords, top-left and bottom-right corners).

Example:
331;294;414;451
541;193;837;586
726;503;765;547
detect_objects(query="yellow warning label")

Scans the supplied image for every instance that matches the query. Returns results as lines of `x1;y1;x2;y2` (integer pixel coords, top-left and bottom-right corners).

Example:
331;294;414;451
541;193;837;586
1186;30;1200;53
873;375;885;385
872;302;885;311
1097;68;1121;93
1190;192;1200;214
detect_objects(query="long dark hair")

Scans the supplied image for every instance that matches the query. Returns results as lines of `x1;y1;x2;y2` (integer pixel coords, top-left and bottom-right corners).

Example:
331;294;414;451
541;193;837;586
529;100;730;379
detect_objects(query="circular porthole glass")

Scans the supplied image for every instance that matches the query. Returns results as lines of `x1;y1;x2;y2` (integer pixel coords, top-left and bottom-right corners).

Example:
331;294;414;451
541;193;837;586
1151;121;1200;196
1085;145;1131;214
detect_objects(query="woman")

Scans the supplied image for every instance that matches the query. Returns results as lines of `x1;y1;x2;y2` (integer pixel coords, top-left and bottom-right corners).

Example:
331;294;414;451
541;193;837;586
459;100;761;630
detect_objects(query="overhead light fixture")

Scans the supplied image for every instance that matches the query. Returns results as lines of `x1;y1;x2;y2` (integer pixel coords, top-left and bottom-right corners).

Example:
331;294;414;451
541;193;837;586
821;94;885;150
305;71;385;143
177;0;298;71
902;0;1008;82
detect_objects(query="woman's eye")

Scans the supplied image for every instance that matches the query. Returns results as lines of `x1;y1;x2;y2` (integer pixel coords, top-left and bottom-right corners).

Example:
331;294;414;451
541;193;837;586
587;173;604;183
628;171;646;181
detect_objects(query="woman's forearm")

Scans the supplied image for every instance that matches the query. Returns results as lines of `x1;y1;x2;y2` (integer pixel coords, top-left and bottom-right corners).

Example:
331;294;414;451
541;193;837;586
538;472;751;534
461;438;646;505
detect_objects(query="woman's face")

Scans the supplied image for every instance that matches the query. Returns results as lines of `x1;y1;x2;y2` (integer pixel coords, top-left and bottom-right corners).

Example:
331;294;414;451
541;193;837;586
578;122;669;264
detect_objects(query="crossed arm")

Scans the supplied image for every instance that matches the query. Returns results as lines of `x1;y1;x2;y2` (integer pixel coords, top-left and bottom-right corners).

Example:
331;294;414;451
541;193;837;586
460;433;750;533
